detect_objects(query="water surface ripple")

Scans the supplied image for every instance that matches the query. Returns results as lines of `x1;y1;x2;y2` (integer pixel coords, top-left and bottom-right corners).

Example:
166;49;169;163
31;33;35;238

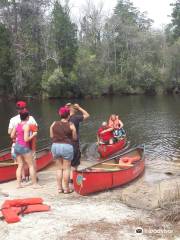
0;95;180;178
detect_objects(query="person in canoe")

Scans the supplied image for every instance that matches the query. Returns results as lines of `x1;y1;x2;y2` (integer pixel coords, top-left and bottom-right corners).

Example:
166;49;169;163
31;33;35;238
97;121;114;145
50;106;77;194
108;114;126;142
10;110;39;188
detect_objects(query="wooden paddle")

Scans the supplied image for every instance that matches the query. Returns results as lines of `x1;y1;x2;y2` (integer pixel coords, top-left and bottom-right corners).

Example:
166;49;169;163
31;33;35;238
89;167;120;171
102;162;133;167
0;162;16;167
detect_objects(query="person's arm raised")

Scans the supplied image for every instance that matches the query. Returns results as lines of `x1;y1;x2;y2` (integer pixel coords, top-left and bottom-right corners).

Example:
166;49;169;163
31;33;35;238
74;104;90;120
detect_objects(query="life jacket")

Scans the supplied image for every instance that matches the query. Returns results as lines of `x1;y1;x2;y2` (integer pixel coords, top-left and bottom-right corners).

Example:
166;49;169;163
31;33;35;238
119;155;141;165
1;198;50;223
97;126;113;143
29;124;38;151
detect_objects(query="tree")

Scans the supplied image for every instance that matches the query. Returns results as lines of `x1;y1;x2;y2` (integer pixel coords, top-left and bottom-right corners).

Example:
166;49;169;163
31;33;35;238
0;0;48;96
170;0;180;40
0;23;13;95
79;1;103;52
50;1;78;75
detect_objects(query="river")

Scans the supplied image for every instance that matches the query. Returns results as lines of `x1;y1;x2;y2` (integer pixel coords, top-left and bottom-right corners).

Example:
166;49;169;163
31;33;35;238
1;95;180;178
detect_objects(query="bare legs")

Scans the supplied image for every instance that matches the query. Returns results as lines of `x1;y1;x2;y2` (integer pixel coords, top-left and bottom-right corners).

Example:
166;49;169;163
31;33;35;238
16;152;38;188
25;152;37;185
56;159;63;191
16;156;24;188
56;158;71;193
63;160;71;191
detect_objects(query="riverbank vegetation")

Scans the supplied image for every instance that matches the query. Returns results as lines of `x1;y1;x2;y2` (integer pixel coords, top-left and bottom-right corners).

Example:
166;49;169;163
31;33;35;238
0;0;180;99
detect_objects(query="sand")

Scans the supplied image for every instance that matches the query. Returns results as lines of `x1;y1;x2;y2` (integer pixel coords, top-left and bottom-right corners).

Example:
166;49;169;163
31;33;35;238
0;162;180;240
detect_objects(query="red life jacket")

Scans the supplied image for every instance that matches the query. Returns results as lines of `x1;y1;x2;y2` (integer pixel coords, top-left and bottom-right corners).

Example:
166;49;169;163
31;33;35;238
1;198;50;223
119;156;141;165
97;126;113;142
29;124;38;151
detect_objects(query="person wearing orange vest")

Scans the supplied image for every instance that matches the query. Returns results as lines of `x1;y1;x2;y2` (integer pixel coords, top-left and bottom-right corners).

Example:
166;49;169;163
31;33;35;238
108;114;126;141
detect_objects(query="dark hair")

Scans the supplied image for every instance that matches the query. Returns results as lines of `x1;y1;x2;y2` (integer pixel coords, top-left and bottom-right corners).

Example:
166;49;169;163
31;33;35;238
20;110;29;121
58;106;70;119
60;111;70;119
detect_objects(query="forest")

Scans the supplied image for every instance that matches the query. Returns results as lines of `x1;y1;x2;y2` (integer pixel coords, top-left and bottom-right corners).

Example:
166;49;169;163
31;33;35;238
0;0;180;98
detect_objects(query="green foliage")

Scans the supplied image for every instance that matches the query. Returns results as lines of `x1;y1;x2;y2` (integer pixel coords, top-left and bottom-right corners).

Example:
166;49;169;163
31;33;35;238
50;1;78;75
166;38;180;89
0;0;179;98
0;23;13;94
41;67;73;98
170;0;180;40
70;48;103;97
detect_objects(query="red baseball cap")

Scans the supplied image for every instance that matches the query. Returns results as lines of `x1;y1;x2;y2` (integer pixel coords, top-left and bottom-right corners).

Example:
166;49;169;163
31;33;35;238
16;101;27;109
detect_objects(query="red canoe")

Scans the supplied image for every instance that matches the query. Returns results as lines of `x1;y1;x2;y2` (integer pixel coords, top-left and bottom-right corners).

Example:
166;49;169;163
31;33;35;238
0;148;11;161
0;148;53;183
97;137;127;158
73;145;145;195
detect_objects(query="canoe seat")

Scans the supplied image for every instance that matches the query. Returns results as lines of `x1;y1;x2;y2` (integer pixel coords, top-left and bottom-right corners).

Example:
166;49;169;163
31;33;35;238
102;163;133;167
89;167;120;172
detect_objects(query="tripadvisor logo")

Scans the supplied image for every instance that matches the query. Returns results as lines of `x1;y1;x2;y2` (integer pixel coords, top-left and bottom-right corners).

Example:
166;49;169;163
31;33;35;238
135;227;143;234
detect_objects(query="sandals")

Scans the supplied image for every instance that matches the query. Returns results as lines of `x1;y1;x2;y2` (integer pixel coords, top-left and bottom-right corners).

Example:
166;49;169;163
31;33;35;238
63;189;74;194
58;189;64;193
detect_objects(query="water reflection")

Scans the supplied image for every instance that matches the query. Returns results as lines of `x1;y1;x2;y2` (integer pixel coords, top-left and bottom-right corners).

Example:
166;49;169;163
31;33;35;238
0;95;180;176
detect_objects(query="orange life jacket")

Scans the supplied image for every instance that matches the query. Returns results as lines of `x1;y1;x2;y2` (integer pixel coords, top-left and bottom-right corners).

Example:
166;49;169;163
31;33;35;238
1;198;50;223
119;156;141;165
29;124;38;151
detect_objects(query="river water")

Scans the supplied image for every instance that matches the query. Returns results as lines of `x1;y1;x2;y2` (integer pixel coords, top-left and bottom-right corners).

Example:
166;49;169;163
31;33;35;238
1;95;180;178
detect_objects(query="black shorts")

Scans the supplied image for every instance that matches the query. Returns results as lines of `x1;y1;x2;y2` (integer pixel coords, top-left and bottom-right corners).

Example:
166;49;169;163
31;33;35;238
71;141;81;167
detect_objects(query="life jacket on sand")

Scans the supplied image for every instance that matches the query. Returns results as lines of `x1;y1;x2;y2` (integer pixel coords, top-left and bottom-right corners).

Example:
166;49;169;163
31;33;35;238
119;156;141;165
29;124;38;151
1;198;50;223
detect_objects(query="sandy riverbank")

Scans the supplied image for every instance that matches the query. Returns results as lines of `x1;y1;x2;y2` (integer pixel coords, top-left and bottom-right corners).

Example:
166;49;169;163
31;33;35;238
0;161;180;240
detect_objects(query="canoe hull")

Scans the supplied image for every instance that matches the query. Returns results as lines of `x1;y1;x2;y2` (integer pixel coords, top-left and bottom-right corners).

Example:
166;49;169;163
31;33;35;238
0;150;11;161
0;149;53;183
97;138;127;158
73;146;145;195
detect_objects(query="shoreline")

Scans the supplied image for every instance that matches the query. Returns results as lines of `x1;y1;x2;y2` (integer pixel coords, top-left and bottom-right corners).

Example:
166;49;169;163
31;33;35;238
1;90;180;102
0;161;180;240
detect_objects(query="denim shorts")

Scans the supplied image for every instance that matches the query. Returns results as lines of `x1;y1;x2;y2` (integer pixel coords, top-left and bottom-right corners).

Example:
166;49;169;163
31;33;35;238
14;143;31;155
51;143;73;161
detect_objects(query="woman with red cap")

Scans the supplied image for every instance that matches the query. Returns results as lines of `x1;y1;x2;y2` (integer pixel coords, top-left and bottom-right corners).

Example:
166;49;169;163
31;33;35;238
50;106;77;194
